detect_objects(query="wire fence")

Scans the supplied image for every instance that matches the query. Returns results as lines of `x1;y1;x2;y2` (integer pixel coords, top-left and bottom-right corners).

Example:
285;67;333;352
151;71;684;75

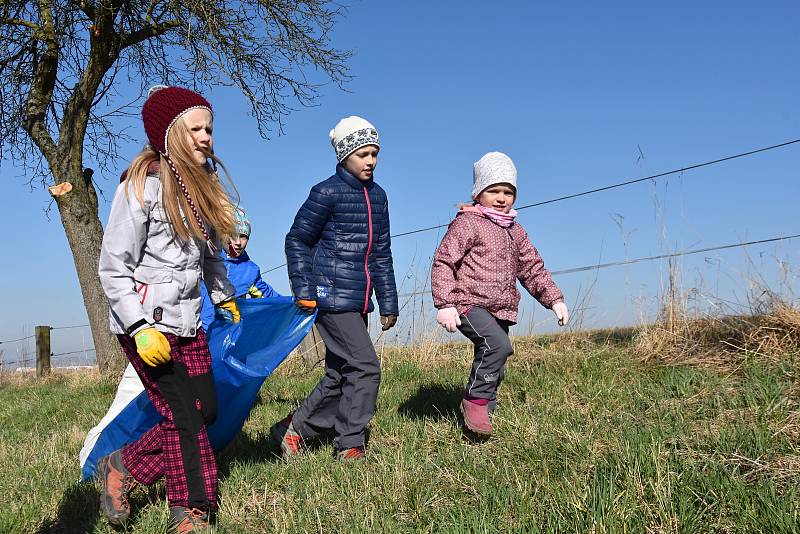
0;325;96;372
3;229;796;372
263;137;800;273
3;138;799;370
396;232;800;299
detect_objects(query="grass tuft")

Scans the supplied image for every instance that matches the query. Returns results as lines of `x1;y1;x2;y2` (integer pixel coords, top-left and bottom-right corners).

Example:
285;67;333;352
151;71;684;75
634;295;800;374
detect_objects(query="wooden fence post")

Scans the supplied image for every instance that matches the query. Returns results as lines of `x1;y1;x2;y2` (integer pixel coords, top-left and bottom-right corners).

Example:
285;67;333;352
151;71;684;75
36;325;51;377
297;325;325;369
667;258;676;334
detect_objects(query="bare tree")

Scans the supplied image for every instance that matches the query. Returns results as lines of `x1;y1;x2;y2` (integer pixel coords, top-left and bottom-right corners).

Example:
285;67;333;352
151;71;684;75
0;1;351;374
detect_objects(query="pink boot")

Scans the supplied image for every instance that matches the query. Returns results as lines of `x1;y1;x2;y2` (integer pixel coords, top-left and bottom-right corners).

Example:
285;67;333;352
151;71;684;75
460;399;492;436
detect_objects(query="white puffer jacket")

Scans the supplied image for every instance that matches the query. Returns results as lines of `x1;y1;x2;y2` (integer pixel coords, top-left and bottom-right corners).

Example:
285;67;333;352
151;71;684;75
99;174;235;338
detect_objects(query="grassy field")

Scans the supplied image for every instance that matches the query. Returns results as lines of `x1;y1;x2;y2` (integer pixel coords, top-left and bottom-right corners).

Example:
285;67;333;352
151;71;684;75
1;334;798;533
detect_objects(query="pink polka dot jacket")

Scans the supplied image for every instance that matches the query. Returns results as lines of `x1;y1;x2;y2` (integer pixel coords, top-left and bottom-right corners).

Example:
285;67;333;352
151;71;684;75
431;209;564;323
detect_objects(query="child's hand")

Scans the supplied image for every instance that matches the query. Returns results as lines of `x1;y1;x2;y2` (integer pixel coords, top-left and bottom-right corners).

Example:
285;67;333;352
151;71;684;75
436;307;461;333
552;301;569;326
217;298;241;323
380;314;397;331
295;298;317;313
133;327;171;367
247;285;263;298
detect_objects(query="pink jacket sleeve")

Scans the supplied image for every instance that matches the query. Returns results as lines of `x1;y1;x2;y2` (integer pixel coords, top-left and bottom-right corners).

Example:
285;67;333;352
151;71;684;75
516;230;564;309
431;215;475;309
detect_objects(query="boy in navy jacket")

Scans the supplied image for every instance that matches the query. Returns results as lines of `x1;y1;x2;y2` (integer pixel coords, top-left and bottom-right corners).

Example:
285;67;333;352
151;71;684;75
271;116;399;461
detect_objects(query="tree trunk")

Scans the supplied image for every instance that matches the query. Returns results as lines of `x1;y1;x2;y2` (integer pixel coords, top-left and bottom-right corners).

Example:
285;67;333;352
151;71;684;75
54;160;125;375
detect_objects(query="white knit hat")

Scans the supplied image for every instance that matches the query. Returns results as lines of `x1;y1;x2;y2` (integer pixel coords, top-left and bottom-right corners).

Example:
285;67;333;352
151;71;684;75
472;151;517;199
329;116;380;162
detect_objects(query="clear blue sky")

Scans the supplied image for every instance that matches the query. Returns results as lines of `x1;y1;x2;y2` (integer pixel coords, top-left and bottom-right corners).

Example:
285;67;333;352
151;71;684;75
1;1;799;364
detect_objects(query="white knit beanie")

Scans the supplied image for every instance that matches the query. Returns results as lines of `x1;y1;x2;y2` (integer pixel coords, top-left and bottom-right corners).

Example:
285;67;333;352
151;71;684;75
472;151;517;199
329;116;380;163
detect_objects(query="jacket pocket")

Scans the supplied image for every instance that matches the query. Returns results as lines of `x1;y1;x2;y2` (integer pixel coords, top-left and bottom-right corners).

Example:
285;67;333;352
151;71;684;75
134;266;181;327
133;265;173;284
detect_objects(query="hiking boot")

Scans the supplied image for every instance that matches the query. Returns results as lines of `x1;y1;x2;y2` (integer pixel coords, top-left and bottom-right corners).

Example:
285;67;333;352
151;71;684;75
335;446;366;462
461;399;493;436
96;449;137;525
269;413;304;457
169;506;214;533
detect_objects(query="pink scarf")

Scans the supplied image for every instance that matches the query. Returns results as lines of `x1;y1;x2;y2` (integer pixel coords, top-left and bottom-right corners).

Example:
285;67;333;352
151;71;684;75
461;204;518;228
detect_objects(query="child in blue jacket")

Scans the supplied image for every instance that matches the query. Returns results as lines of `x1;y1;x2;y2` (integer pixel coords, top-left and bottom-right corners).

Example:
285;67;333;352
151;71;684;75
270;116;399;461
200;207;280;329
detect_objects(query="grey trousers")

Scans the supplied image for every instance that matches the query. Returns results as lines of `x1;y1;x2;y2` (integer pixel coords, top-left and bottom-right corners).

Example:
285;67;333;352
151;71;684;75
292;311;380;450
457;307;514;407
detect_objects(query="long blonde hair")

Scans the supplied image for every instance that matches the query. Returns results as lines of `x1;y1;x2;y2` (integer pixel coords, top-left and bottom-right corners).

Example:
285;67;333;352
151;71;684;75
125;116;239;243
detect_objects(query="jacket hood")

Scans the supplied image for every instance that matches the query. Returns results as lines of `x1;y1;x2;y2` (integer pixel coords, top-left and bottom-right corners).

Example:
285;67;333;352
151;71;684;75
458;205;482;215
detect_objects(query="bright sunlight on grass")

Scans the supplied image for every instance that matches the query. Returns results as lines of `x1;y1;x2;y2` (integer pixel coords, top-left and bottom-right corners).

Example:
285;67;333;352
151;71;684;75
1;332;798;533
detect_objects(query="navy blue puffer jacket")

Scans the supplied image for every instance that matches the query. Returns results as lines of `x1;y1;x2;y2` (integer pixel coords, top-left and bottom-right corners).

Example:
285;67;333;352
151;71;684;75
285;165;399;315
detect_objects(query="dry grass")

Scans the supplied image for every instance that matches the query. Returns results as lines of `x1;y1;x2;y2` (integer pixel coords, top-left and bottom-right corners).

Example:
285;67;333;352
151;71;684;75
739;454;800;488
0;366;103;387
634;297;800;372
772;408;800;441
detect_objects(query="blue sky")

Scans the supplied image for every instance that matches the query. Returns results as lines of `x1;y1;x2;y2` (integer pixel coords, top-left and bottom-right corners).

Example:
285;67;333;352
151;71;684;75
1;1;799;364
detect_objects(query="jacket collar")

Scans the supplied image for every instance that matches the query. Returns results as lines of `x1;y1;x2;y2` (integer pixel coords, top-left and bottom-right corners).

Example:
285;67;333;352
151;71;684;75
220;249;249;263
457;208;517;229
336;164;374;190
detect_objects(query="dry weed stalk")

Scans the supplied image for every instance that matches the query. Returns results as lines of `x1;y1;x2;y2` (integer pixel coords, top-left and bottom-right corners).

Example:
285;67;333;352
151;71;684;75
634;292;800;372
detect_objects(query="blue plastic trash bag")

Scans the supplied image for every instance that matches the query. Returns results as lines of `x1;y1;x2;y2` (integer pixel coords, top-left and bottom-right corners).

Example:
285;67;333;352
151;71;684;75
79;297;315;481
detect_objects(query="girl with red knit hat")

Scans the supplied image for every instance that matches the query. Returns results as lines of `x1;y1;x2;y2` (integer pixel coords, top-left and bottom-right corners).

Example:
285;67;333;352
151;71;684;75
431;152;569;438
96;86;240;532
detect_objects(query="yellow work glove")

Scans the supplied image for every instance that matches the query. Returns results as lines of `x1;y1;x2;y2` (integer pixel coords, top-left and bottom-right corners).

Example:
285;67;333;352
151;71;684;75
247;285;263;299
133;327;172;367
217;298;241;323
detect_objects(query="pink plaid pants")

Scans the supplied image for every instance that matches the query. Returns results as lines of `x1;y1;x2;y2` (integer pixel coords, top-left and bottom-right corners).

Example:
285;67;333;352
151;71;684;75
118;329;218;510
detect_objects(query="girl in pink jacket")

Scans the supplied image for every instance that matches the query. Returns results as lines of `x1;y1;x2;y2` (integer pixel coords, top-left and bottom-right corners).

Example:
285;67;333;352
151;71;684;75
431;152;569;437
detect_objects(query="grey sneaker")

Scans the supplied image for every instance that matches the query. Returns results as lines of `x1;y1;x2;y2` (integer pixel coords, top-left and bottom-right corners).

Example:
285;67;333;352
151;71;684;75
269;413;304;457
96;449;137;525
335;446;366;462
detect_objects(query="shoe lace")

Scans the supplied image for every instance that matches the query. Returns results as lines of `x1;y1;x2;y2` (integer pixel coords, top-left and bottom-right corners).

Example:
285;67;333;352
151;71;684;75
106;466;135;510
187;508;209;525
173;508;209;533
124;476;139;496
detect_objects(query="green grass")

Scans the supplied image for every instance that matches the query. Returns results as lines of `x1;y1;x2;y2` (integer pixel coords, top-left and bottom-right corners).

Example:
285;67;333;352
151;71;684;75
1;339;798;533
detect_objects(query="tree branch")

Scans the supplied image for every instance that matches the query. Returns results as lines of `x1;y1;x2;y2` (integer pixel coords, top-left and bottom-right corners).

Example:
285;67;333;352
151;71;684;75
122;19;180;47
0;17;41;31
22;0;59;163
73;0;97;22
145;0;158;23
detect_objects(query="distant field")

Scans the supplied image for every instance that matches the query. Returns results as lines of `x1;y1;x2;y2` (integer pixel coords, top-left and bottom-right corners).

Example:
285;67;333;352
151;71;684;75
1;333;798;533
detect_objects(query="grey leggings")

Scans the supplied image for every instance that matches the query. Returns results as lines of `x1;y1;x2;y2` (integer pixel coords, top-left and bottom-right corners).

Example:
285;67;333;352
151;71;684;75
457;307;514;407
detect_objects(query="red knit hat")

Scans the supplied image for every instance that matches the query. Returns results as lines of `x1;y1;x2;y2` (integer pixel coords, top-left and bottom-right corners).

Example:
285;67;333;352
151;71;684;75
141;86;212;156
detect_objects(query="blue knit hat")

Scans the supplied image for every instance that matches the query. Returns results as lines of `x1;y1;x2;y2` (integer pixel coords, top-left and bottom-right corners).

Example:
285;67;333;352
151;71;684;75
233;207;251;237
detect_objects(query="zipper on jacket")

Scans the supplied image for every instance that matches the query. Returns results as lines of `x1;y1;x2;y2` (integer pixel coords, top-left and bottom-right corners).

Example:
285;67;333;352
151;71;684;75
137;283;149;305
362;187;373;313
505;228;515;292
